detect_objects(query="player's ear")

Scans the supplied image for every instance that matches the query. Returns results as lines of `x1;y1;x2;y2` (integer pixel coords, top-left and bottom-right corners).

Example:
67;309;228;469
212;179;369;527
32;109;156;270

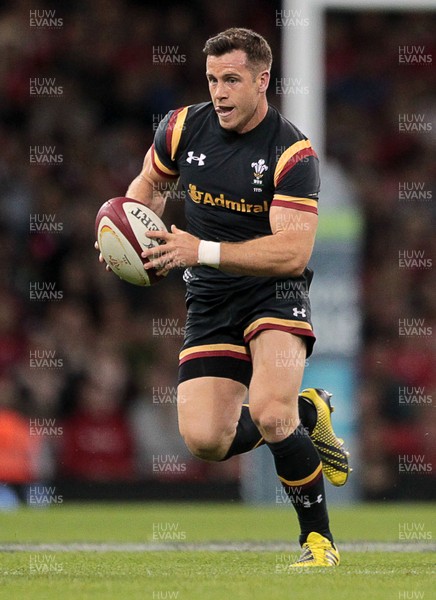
257;70;270;93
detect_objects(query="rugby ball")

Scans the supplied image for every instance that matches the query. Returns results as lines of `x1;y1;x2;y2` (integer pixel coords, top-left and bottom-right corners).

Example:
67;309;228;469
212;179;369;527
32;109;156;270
95;197;168;286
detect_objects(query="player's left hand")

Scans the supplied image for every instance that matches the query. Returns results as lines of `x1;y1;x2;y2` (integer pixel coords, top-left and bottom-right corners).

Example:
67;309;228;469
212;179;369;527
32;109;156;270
142;224;200;275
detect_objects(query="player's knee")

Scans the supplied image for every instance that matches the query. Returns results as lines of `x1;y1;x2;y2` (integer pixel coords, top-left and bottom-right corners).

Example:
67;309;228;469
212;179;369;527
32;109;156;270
250;410;280;437
249;399;299;439
180;430;228;461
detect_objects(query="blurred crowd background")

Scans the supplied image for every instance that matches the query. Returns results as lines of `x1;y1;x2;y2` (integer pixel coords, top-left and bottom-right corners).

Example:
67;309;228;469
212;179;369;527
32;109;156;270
325;11;435;499
0;0;434;503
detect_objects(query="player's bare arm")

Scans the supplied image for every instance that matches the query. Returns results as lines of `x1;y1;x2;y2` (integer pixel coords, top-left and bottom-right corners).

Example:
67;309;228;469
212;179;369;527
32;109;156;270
220;204;317;276
125;147;174;217
142;203;317;277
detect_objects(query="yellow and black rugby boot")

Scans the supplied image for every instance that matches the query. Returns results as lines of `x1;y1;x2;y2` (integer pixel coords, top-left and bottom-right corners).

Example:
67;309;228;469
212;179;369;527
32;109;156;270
299;388;351;487
290;532;340;568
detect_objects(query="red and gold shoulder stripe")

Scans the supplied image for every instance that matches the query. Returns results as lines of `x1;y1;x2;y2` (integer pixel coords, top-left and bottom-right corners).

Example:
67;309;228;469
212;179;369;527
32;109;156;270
151;145;179;179
271;195;318;215
166;106;189;160
151;105;189;178
274;139;318;187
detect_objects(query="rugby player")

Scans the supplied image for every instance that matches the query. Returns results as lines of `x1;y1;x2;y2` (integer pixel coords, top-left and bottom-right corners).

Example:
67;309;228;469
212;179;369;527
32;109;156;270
98;28;350;567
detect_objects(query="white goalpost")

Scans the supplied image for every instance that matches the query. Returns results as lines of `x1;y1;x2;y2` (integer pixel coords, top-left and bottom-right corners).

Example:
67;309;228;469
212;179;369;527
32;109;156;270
282;0;436;157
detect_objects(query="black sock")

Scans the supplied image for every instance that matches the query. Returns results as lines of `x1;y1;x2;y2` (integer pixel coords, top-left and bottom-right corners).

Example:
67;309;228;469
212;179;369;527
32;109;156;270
267;424;332;545
222;405;263;460
223;397;317;460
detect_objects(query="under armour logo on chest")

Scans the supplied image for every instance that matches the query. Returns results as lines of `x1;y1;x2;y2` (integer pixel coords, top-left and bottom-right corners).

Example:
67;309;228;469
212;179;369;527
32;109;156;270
186;151;206;166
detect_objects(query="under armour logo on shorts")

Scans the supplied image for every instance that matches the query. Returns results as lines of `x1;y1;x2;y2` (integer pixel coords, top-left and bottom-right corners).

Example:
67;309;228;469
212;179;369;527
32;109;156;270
293;307;307;318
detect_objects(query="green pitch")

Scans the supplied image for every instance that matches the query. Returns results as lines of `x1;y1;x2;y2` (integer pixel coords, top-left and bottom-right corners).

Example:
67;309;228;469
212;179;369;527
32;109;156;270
0;503;434;600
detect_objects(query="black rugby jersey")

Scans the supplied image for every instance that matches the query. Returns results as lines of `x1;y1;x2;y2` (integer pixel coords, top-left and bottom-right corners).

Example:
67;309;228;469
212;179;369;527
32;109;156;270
152;101;320;293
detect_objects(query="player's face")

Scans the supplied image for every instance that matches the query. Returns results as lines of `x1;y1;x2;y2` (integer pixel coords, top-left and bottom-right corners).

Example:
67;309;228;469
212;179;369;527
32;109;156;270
206;50;269;134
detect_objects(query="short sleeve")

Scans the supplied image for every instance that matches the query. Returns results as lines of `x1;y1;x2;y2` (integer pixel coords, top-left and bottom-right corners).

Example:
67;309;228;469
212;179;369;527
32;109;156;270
272;139;320;214
151;106;189;179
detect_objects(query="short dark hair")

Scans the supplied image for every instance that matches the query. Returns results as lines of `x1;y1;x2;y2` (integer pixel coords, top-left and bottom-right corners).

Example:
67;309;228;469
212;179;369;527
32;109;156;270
203;28;272;73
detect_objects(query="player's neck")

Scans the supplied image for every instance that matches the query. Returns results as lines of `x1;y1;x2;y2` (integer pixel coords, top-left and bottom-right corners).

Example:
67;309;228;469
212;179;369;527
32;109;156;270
238;98;269;134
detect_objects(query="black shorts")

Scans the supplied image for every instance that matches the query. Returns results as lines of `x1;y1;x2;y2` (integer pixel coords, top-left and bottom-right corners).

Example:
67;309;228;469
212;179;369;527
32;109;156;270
178;271;315;387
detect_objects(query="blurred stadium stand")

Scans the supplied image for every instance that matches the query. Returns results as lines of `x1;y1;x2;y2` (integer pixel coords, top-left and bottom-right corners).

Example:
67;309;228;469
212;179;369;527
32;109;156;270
324;9;435;500
0;0;434;504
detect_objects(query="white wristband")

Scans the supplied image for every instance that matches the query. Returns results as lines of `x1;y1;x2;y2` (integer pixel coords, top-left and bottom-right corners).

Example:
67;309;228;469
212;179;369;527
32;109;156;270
198;240;221;268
